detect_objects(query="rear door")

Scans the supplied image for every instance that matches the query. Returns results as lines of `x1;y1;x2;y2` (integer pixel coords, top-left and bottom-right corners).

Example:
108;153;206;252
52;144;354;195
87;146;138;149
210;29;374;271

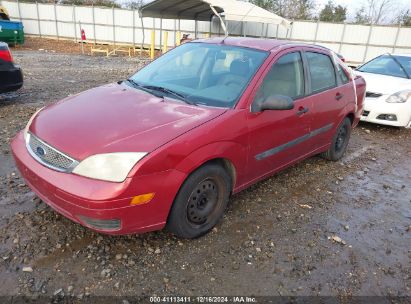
302;49;349;148
245;49;314;182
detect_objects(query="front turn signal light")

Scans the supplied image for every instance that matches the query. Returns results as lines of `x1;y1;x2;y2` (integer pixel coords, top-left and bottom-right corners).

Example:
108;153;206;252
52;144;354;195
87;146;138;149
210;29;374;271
130;193;155;206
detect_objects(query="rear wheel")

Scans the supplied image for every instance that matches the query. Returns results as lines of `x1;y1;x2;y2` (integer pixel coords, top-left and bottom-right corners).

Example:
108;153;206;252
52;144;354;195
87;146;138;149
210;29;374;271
167;164;231;239
321;117;352;161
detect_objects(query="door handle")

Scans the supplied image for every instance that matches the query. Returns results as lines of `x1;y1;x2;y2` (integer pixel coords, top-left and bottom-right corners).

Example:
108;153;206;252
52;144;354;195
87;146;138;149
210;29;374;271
296;106;309;116
336;92;344;100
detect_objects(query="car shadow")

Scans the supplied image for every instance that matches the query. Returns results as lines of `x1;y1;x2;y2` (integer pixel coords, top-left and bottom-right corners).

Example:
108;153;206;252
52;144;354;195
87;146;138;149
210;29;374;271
0;91;21;106
358;121;404;132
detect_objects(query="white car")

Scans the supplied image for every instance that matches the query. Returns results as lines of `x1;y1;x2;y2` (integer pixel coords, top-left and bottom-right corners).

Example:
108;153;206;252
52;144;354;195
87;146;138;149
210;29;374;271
356;53;411;128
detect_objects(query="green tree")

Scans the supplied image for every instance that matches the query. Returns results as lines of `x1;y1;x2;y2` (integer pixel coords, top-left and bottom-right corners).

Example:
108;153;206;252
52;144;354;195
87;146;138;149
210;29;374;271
249;0;274;11
354;0;399;25
123;0;145;10
319;1;347;22
333;5;347;22
354;7;370;24
251;0;315;20
319;1;334;21
18;0;54;3
20;0;122;8
59;0;121;8
398;9;411;26
292;0;315;20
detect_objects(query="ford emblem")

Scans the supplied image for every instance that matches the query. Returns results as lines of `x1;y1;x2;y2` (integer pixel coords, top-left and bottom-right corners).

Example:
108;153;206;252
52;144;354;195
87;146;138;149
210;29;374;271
36;146;46;157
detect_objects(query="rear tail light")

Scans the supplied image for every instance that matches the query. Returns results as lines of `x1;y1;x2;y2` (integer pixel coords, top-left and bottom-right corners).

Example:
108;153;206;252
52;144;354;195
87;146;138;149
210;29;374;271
0;48;13;62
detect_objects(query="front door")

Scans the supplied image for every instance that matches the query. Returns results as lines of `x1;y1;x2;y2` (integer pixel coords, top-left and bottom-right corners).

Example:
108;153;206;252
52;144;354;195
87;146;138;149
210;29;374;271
246;50;314;182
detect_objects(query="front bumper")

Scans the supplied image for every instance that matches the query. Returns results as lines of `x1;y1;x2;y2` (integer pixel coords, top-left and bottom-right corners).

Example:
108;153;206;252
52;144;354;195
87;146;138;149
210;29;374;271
360;96;411;128
0;63;23;93
11;131;186;235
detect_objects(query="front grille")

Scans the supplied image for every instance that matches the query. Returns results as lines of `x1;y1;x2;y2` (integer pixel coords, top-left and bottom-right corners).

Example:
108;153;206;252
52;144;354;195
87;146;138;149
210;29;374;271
362;111;370;117
366;92;382;98
27;133;77;172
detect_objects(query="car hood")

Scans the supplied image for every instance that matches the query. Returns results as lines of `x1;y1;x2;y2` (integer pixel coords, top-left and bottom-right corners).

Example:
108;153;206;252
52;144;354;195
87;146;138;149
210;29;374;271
30;83;226;160
355;71;411;95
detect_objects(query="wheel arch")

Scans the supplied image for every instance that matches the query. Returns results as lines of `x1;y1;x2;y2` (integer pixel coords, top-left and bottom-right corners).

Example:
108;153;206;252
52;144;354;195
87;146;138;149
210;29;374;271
346;112;355;125
174;141;247;193
342;100;359;128
197;158;237;193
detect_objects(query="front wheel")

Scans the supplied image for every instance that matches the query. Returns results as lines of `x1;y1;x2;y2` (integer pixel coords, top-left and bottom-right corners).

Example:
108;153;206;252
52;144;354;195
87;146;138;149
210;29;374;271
321;117;352;161
166;164;231;239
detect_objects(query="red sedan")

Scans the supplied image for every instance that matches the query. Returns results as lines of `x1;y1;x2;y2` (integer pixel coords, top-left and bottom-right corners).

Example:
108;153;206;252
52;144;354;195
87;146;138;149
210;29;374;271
11;38;366;238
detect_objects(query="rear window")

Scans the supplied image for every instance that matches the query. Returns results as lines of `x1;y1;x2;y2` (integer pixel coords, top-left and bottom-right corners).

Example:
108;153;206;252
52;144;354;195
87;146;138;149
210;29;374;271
306;52;337;93
337;64;350;84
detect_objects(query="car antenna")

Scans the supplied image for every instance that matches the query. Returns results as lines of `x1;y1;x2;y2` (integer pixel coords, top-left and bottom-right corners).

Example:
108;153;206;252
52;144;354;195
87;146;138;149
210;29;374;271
210;5;229;44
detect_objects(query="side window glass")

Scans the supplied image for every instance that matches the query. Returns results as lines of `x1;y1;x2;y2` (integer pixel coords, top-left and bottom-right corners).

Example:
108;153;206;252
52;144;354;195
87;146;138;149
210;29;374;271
254;52;305;104
306;52;337;93
336;64;350;84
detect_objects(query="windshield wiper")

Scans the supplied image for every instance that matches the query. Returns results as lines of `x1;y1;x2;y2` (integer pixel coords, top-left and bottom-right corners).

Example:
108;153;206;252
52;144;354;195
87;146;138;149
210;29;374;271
140;85;197;106
387;54;410;79
126;80;197;106
126;79;164;98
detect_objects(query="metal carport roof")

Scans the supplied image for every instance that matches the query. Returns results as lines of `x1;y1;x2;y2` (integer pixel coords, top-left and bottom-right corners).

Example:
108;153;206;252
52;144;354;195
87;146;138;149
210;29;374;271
140;0;291;28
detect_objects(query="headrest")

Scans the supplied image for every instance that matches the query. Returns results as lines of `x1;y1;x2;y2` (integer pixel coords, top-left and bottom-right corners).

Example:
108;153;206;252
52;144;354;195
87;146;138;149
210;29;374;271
230;59;250;76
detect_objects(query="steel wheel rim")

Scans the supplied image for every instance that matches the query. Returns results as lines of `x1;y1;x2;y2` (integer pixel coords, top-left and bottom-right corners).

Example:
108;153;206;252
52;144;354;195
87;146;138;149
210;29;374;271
335;125;348;152
187;178;220;226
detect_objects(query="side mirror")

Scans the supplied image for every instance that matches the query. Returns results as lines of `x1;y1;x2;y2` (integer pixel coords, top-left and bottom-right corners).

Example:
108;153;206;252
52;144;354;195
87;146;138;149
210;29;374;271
251;95;295;113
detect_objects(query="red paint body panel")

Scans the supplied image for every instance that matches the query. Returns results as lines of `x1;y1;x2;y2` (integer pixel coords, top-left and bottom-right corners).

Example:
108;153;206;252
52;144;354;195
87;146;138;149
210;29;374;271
30;83;226;160
11;38;366;235
195;37;295;52
12;132;186;234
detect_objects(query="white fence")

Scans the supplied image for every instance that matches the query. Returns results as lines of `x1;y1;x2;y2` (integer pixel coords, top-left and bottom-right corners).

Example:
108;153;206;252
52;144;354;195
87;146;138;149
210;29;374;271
2;0;411;64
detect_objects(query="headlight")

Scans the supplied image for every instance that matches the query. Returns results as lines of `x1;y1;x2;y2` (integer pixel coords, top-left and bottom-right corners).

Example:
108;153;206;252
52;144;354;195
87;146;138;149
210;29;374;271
386;90;411;103
24;107;44;141
72;152;147;183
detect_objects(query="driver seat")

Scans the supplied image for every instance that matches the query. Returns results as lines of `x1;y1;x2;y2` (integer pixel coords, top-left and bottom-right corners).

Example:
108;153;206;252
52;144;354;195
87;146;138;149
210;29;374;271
220;59;250;87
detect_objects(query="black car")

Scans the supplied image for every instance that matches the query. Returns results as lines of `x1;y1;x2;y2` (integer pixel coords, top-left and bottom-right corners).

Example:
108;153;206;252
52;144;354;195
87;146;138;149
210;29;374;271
0;42;23;93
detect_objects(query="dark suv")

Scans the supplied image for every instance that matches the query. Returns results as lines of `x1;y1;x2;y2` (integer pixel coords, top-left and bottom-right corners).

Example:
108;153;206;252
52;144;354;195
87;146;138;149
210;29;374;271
0;42;23;93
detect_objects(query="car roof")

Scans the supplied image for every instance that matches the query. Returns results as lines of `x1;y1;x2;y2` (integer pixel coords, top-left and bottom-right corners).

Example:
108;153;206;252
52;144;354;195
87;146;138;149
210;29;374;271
194;37;322;52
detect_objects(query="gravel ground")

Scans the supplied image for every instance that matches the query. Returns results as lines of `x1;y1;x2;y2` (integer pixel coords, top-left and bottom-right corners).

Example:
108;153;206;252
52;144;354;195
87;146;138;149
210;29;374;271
0;50;410;301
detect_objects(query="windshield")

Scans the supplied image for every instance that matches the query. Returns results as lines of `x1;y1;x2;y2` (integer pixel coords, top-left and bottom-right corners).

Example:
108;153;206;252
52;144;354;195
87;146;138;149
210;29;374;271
130;43;268;108
358;54;411;79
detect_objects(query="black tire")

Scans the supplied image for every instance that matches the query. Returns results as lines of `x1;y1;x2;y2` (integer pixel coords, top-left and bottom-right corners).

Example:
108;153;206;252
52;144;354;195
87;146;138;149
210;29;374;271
321;117;352;161
167;164;231;239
